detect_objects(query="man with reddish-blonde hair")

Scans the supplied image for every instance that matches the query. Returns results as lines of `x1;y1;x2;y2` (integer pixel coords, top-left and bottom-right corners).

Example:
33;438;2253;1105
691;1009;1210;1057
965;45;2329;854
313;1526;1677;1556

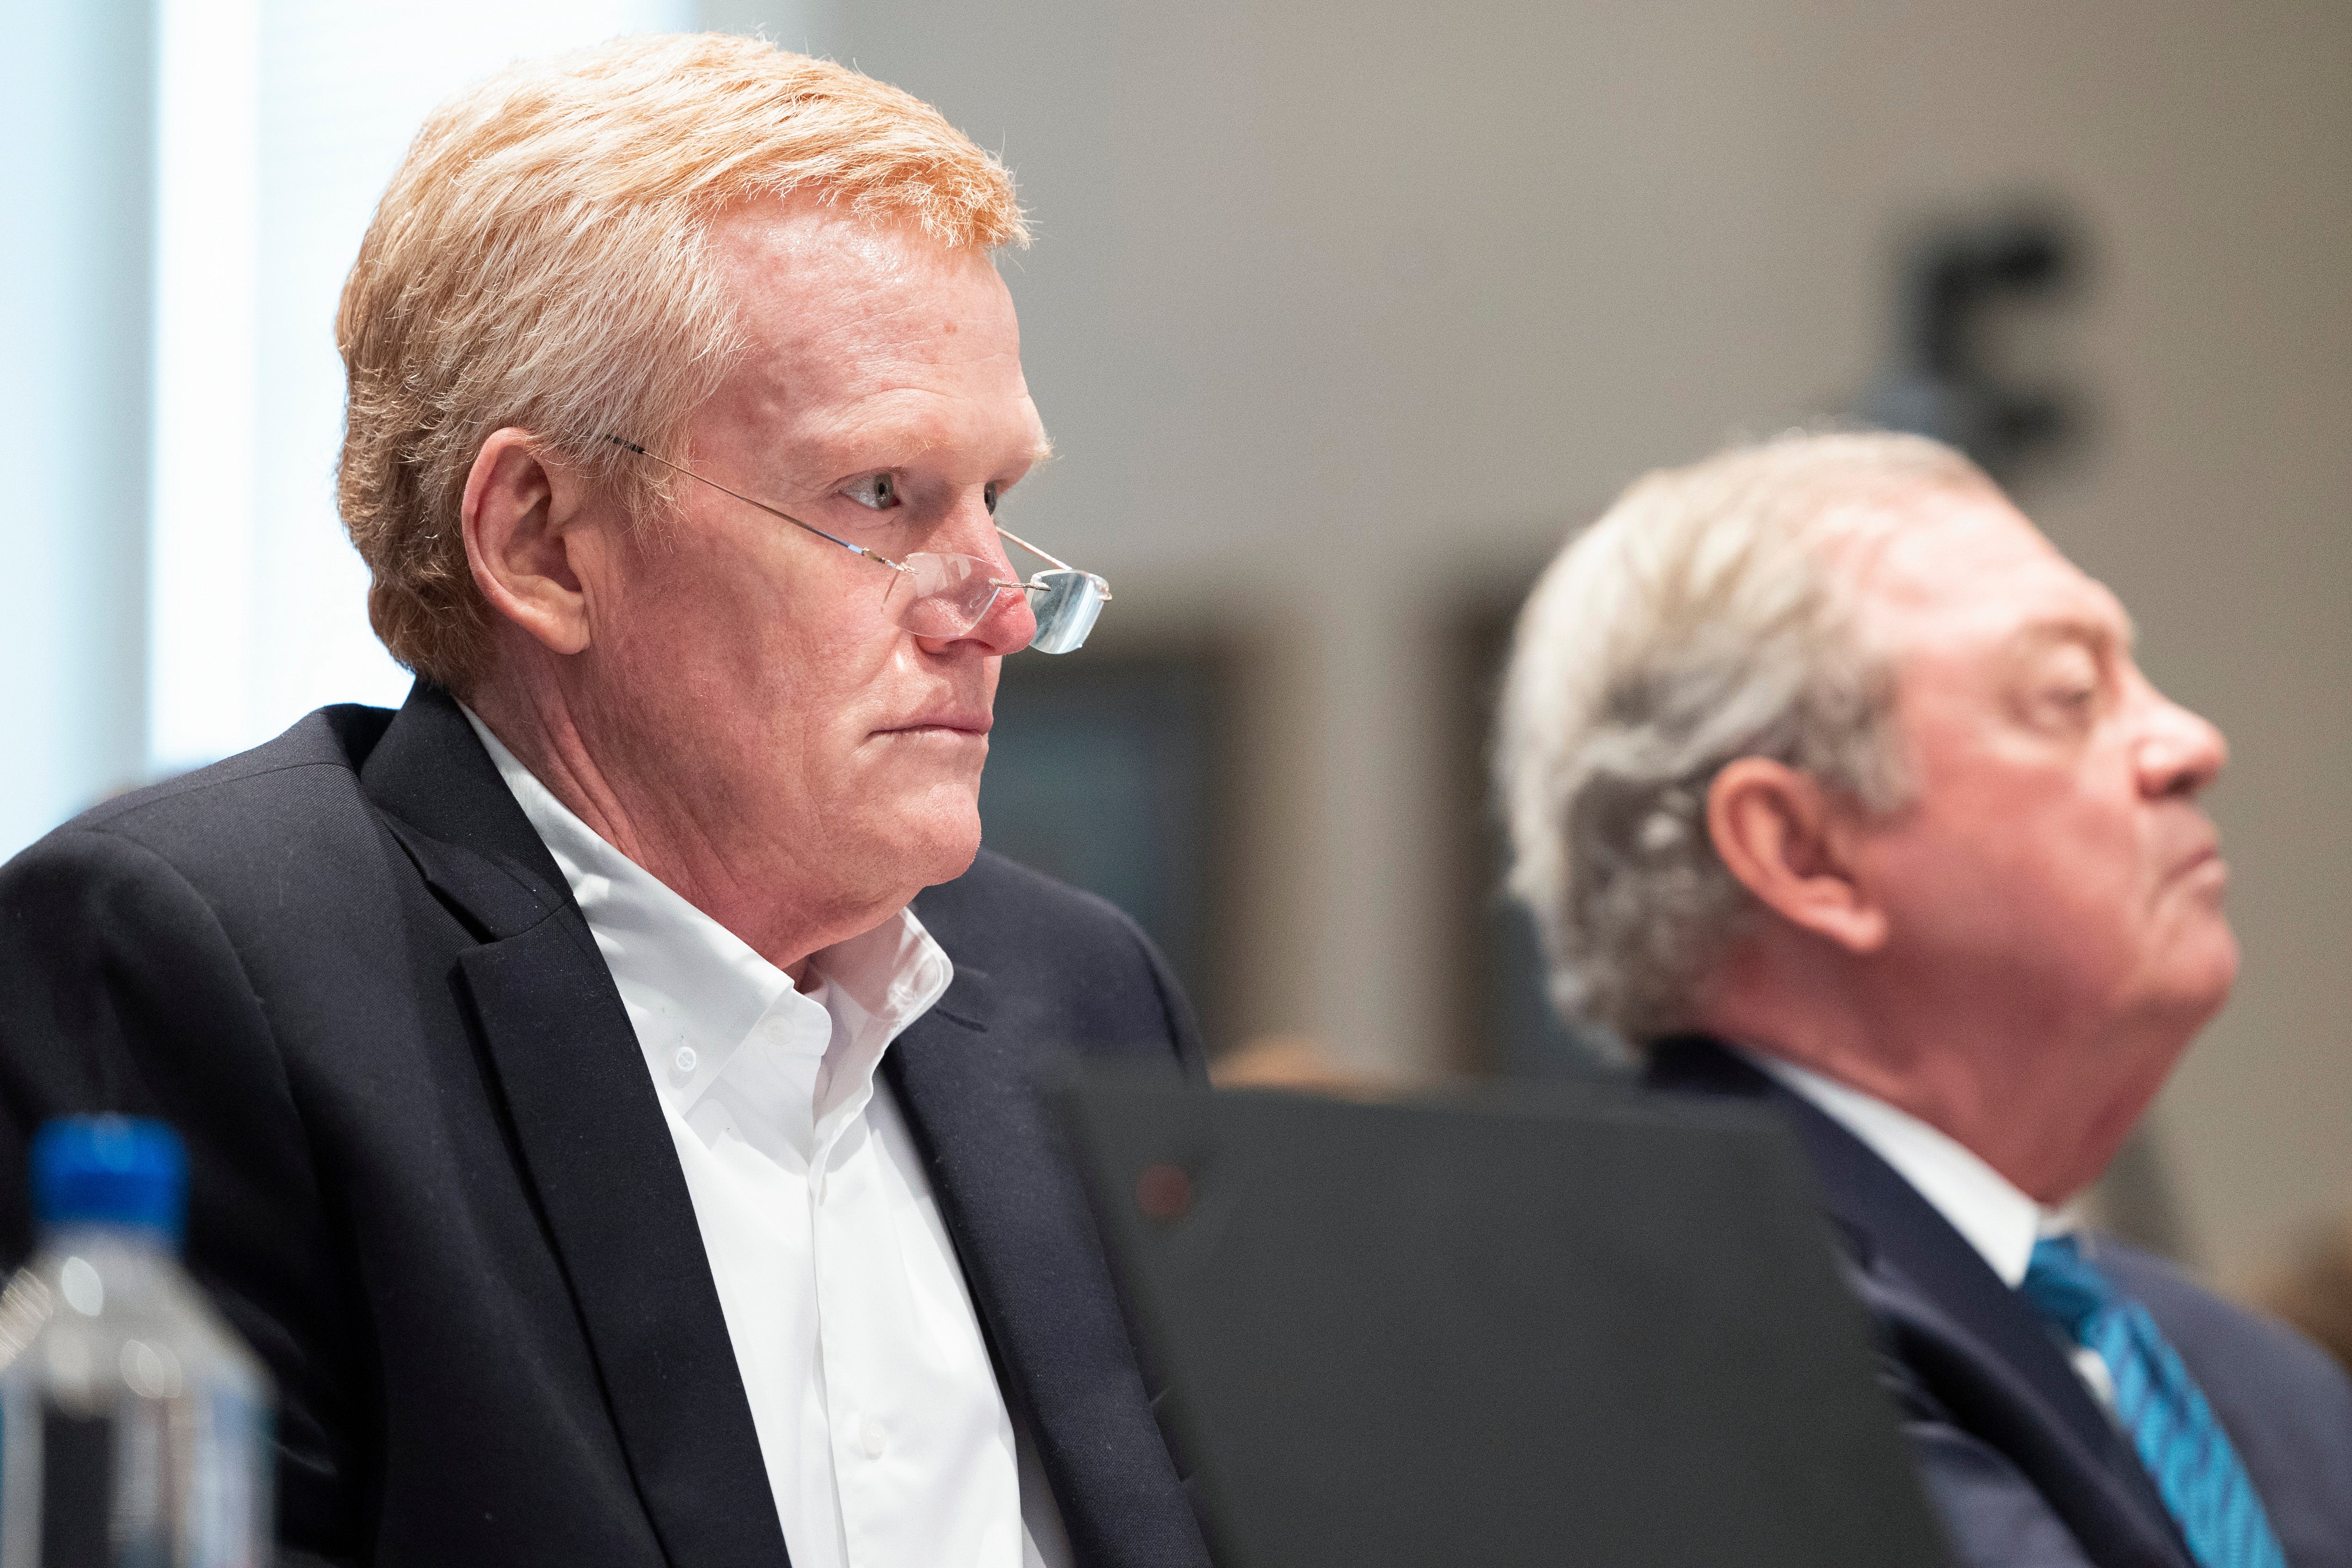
0;36;1202;1568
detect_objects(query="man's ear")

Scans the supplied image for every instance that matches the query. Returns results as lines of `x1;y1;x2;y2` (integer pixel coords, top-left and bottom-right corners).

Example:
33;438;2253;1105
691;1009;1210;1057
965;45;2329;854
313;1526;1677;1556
1706;757;1888;953
461;429;594;657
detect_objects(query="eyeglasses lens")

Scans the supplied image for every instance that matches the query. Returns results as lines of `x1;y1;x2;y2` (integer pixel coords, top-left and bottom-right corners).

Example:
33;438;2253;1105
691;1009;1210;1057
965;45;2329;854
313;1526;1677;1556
889;552;1014;640
882;553;1105;652
1025;570;1107;654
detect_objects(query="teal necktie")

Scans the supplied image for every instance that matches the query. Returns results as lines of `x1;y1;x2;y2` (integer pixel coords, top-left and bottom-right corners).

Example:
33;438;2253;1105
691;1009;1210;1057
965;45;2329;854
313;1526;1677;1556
2020;1236;2287;1568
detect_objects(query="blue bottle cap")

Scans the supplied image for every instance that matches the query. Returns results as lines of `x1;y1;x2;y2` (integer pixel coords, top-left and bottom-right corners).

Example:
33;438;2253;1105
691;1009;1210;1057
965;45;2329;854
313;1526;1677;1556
30;1117;187;1243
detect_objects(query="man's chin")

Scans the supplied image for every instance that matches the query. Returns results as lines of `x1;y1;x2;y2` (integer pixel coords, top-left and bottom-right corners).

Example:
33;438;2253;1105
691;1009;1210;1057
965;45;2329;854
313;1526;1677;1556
890;801;985;891
818;823;981;923
902;821;983;889
2128;939;2236;1061
825;771;984;894
2172;919;2241;1018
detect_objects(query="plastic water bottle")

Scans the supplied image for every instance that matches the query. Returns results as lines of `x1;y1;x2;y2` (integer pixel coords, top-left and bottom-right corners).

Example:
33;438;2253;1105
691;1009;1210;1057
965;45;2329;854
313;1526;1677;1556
0;1118;273;1566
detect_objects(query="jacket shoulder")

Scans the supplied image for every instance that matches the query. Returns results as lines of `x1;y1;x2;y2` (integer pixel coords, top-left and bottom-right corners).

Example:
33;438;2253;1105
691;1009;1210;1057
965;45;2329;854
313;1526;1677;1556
2101;1239;2351;1398
2100;1238;2352;1418
74;704;394;826
12;704;398;883
2100;1239;2352;1558
915;848;1206;1073
916;847;1153;959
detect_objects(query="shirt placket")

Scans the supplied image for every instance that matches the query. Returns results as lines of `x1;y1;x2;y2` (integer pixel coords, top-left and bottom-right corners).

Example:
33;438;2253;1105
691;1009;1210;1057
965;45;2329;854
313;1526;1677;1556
810;1018;895;1568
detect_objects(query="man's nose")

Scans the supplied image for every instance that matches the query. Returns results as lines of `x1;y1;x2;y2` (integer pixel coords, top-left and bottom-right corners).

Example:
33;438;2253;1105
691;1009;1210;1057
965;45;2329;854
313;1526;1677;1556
963;573;1038;656
2138;683;2228;800
940;494;1036;656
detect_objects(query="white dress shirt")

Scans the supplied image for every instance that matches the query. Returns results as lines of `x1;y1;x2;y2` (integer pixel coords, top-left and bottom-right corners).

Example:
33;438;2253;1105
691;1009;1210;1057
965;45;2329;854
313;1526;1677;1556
465;710;1071;1568
1741;1050;2116;1408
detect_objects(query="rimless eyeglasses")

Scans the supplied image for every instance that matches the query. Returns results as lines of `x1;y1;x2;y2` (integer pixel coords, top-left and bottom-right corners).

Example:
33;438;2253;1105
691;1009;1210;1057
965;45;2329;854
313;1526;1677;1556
605;436;1112;654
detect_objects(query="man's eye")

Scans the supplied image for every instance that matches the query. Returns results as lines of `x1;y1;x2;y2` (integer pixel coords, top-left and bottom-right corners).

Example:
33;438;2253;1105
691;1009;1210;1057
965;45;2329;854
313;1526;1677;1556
983;482;999;516
842;473;899;511
2019;644;2105;728
2028;682;2102;731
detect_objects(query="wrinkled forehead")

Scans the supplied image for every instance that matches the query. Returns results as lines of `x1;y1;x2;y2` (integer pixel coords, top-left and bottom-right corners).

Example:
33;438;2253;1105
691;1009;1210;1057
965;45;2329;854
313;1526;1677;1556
694;195;1044;464
1828;486;2130;656
710;195;1017;366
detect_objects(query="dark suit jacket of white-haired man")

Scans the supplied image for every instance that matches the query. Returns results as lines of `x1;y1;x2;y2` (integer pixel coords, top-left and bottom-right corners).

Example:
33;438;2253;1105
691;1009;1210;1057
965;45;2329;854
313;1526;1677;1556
1497;431;2352;1568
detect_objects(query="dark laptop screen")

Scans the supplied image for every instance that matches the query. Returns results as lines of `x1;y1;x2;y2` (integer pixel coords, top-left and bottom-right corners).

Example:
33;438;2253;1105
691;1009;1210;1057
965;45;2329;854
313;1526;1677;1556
1059;1077;1949;1568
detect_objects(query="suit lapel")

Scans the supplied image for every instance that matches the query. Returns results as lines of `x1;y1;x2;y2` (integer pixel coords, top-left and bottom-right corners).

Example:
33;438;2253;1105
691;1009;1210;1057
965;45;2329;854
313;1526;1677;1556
1647;1038;2189;1568
1785;1097;2192;1568
884;963;1206;1568
363;684;791;1568
1785;1084;2119;1454
1853;1255;2194;1568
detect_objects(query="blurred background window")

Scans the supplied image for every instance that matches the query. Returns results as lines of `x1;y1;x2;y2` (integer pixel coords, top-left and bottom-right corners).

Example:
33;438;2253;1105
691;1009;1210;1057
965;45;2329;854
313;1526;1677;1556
0;0;704;857
147;0;695;774
985;649;1228;1043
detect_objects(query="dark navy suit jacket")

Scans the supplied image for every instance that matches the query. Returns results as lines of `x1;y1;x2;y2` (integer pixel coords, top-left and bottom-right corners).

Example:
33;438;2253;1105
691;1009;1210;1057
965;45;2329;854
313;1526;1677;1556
0;683;1212;1568
1647;1037;2352;1568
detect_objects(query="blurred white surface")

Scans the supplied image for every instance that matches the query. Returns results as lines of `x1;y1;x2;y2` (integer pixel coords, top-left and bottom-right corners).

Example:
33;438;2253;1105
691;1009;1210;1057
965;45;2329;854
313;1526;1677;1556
1;0;153;859
148;0;695;774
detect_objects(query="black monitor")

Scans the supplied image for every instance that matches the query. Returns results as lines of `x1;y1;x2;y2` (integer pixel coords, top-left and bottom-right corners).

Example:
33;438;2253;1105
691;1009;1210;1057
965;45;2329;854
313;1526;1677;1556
1059;1076;1949;1568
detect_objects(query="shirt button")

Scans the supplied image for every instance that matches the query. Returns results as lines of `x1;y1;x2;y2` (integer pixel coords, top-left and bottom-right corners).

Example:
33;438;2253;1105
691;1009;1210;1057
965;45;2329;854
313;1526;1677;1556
672;1047;697;1076
860;1417;888;1459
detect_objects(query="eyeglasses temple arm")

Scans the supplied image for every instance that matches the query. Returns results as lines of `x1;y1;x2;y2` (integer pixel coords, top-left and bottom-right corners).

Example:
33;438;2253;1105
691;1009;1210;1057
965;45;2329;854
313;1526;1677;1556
994;525;1077;574
603;436;903;567
998;526;1114;602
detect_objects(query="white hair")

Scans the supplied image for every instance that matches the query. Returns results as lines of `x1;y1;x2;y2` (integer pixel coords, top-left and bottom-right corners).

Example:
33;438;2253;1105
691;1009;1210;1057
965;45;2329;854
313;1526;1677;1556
1495;430;1998;1048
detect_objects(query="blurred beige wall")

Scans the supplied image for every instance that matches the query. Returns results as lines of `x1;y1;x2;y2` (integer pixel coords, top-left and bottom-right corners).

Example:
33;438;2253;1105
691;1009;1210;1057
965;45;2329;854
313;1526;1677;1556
726;0;2352;1281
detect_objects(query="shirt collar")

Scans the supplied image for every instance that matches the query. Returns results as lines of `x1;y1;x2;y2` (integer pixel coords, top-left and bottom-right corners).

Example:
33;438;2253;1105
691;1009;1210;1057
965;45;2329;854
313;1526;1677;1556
460;705;953;1130
1737;1048;2062;1287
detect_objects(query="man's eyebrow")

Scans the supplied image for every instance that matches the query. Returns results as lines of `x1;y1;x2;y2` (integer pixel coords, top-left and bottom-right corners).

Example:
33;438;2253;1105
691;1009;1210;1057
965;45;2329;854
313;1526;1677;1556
793;421;1056;476
2010;613;2135;655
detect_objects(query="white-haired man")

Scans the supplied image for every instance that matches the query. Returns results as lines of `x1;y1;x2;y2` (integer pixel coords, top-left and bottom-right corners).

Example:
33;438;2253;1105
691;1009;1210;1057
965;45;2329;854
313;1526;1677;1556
1498;432;2352;1568
0;37;1205;1568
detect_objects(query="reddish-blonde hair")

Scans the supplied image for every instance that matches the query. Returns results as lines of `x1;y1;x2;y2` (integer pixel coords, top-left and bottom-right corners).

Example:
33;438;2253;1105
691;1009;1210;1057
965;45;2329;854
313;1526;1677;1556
337;33;1029;689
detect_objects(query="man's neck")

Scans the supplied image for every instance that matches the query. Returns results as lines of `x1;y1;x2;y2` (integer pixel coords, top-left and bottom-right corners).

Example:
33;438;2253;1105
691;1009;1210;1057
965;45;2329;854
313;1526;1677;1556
1738;1049;2055;1285
463;677;902;982
1696;938;2158;1206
